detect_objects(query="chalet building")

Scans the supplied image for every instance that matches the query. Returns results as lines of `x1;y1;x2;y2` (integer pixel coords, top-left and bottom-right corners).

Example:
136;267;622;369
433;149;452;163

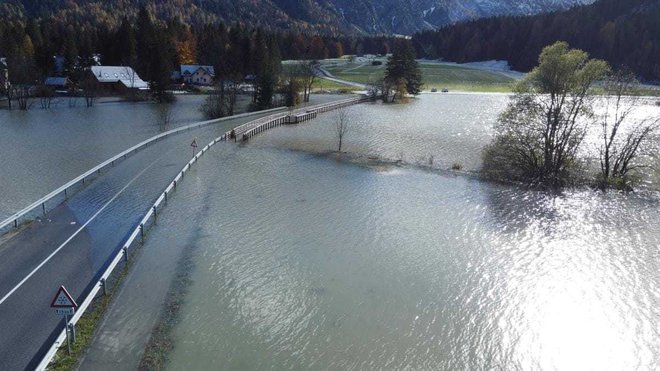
88;66;149;92
180;65;215;86
44;77;73;91
0;58;9;91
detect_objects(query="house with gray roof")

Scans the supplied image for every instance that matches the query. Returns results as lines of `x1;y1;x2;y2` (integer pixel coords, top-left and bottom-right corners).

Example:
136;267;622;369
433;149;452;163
180;65;215;86
89;66;149;91
44;77;73;90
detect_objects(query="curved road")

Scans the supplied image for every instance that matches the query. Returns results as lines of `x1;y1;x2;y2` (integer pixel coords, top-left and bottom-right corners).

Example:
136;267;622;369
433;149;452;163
0;110;281;371
316;66;368;89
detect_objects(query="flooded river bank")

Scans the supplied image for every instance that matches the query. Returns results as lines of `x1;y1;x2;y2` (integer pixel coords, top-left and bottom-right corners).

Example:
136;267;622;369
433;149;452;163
105;94;660;370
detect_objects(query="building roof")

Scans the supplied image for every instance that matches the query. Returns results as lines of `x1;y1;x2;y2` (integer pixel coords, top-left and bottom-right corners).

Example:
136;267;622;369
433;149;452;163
44;77;70;86
180;65;215;77
90;66;149;89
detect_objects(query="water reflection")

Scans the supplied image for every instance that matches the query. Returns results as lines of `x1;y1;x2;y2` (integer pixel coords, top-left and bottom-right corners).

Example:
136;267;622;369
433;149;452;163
162;137;659;370
0;95;209;219
253;94;508;171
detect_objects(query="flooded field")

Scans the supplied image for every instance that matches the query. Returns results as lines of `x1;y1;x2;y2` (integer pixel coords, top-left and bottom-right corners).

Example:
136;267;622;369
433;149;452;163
116;94;660;370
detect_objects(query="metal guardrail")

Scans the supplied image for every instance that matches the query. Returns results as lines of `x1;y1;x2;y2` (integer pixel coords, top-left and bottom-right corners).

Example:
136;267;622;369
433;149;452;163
35;132;227;370
0;106;286;237
35;97;368;370
225;97;368;142
241;115;291;141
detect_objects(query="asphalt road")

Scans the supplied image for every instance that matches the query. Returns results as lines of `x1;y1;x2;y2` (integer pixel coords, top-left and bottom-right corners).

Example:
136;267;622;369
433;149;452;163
316;66;368;89
0;111;277;371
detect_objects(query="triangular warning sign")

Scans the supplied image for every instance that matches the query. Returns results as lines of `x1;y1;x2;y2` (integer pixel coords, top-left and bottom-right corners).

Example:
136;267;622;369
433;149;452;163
50;286;78;308
190;139;198;148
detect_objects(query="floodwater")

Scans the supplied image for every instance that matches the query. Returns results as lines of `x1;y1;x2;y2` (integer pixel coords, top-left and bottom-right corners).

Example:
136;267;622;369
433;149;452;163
257;93;507;171
132;94;660;370
0;95;209;219
0;94;342;220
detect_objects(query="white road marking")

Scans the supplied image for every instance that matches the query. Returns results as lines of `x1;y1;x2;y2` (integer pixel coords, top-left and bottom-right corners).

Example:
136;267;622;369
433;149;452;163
0;155;165;306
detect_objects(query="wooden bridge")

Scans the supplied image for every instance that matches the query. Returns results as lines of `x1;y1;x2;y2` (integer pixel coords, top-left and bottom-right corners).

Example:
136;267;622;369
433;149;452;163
223;96;369;142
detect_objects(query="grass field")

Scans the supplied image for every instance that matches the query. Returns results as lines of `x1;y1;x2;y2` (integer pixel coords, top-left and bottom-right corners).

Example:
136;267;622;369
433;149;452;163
321;60;517;93
287;59;660;95
311;79;355;90
281;62;358;91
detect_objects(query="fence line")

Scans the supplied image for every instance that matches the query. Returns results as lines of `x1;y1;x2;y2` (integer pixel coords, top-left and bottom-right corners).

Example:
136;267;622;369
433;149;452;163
0;106;286;236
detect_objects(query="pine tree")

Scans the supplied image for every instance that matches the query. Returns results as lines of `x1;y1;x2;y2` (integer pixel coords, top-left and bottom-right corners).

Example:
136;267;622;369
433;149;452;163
252;31;281;110
135;7;174;102
384;40;422;99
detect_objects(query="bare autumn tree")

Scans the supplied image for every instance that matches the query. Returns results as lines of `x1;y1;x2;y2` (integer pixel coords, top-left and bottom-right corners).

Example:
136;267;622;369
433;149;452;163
365;78;382;101
157;103;173;132
482;42;610;187
200;90;225;119
281;75;302;108
2;83;14;109
598;69;659;190
0;60;11;109
201;80;240;119
80;76;99;107
35;85;55;109
14;86;32;110
335;108;349;152
297;60;317;103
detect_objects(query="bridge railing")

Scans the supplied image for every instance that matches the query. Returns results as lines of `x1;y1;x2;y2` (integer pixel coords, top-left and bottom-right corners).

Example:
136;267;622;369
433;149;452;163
227;96;369;142
0;106;286;237
36;131;228;371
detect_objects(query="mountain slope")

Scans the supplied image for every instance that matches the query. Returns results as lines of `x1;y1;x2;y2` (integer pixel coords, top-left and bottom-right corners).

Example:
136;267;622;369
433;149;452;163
0;0;594;35
329;0;595;34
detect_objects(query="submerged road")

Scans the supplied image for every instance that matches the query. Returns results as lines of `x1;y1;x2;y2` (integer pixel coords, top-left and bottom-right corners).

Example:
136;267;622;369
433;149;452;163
0;110;280;371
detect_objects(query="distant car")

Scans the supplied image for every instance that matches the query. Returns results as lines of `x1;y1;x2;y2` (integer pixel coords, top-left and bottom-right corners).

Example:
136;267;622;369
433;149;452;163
431;88;437;92
442;88;449;93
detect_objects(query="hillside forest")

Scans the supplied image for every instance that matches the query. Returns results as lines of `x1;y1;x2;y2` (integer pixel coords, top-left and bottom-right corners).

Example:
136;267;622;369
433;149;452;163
0;6;395;86
413;0;660;81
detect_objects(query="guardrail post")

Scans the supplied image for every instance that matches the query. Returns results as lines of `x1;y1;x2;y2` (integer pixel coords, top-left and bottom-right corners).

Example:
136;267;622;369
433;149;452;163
123;246;128;262
165;191;168;202
174;180;177;189
140;224;144;243
100;278;107;296
64;188;68;199
69;322;76;343
14;219;17;228
153;206;157;222
42;203;46;215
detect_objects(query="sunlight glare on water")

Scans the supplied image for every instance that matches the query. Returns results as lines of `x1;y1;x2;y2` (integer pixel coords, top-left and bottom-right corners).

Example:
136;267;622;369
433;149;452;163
162;127;659;370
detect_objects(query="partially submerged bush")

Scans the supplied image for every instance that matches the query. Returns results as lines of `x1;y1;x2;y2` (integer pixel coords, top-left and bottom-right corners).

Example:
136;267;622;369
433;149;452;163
481;42;610;188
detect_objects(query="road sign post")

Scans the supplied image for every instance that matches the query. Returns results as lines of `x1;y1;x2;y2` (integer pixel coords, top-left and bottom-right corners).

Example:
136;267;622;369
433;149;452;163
191;138;198;157
69;321;76;343
50;286;78;355
64;315;71;355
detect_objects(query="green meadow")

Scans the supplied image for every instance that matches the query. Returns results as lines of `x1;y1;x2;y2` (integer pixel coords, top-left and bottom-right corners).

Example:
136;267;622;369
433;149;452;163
321;60;517;92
